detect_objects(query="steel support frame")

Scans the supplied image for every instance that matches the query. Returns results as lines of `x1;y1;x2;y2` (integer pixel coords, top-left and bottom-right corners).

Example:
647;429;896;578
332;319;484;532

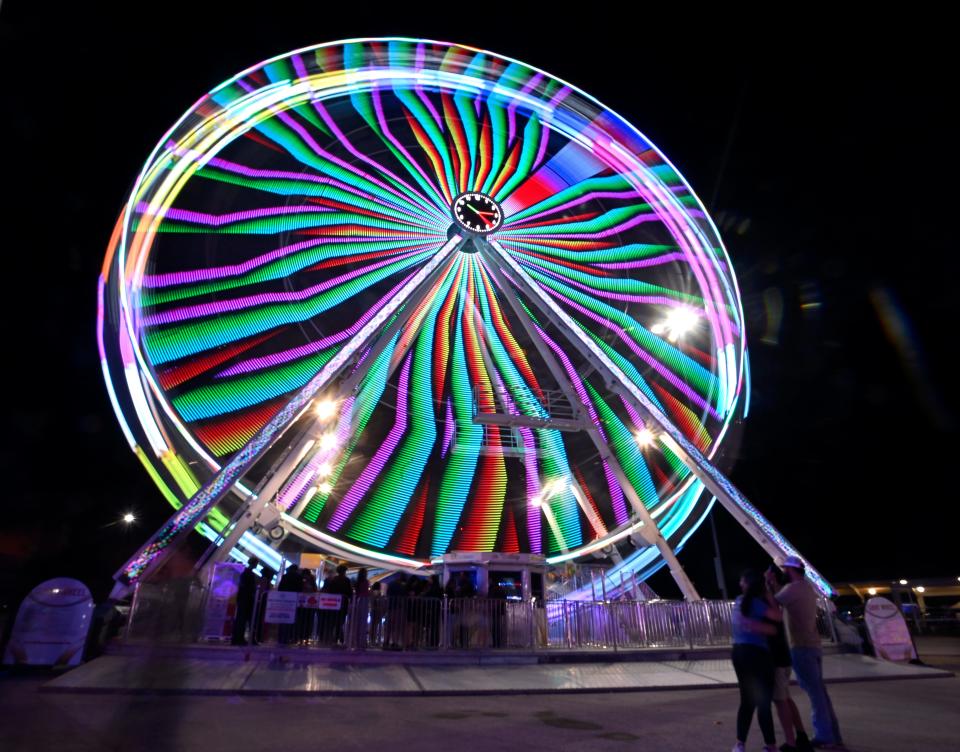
284;250;460;520
480;238;832;597
111;235;466;597
480;250;701;600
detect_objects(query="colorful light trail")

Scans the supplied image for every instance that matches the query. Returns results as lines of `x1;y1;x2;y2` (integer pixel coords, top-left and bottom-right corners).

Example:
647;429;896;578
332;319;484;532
101;38;757;585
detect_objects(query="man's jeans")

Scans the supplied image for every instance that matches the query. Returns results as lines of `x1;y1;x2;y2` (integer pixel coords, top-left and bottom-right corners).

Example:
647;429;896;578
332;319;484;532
791;646;842;744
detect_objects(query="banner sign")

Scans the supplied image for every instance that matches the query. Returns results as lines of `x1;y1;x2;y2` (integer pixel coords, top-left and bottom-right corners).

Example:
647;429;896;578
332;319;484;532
264;591;299;624
202;562;243;640
316;594;342;611
3;578;94;666
864;596;917;662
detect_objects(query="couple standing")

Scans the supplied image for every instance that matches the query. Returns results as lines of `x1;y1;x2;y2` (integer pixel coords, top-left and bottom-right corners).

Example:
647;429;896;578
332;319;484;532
732;555;844;752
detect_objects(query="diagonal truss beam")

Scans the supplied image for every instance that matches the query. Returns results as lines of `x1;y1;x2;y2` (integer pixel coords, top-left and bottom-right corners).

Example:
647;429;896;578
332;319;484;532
197;253;461;578
284;253;462;520
480;252;701;600
479;238;833;597
112;234;467;596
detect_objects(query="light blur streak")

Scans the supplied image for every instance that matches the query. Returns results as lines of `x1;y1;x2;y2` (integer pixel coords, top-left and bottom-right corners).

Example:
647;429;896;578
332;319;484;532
870;286;953;430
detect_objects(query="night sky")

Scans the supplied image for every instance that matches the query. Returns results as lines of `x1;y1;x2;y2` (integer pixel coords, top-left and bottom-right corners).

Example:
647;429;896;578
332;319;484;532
1;8;955;606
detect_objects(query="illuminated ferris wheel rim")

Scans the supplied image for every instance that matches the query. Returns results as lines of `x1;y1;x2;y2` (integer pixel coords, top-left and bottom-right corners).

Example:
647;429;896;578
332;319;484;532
107;37;749;570
118;39;748;443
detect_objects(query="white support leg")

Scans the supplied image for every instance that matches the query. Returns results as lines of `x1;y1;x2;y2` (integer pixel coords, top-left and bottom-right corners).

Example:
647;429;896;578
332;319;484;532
112;234;467;597
480;238;833;597
481;254;701;601
285;253;460;519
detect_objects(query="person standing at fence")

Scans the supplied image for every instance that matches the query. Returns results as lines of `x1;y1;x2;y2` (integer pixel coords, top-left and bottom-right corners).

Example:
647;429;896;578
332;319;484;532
385;573;407;650
455;571;476;648
323;564;353;647
297;569;318;645
488;577;507;648
277;564;301;645
352;568;370;650
766;565;813;752
770;557;845;750
730;569;781;752
404;576;425;649
369;581;385;646
251;565;273;645
231;558;259;646
423;574;443;649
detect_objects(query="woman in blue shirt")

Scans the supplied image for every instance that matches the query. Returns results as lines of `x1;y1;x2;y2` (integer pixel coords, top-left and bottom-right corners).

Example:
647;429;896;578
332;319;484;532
731;569;782;752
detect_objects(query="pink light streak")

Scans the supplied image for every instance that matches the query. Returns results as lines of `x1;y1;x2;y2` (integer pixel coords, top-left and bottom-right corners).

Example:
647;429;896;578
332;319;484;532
141;248;429;327
328;353;412;531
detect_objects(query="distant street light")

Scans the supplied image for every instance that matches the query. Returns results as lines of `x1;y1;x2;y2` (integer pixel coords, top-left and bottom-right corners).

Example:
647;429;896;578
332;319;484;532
898;579;908;585
122;513;136;524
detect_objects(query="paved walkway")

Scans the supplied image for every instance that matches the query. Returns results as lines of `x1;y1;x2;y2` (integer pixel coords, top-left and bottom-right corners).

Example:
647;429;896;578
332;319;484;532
44;651;951;696
2;673;957;752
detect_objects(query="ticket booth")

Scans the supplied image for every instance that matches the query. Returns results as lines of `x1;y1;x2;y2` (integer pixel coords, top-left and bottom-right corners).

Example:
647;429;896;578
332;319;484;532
435;552;546;601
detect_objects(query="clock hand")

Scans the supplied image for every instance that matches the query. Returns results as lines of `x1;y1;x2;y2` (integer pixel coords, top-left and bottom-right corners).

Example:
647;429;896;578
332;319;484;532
466;204;492;228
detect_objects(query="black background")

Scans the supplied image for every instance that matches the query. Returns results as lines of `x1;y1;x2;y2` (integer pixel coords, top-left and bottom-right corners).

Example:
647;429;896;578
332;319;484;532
1;5;955;606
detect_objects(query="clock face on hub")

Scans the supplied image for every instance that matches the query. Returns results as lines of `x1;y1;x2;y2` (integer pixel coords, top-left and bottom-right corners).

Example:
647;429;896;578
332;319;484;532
452;192;504;234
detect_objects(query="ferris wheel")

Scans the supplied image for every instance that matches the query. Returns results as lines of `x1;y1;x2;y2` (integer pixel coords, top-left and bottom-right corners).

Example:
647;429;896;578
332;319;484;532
100;38;830;598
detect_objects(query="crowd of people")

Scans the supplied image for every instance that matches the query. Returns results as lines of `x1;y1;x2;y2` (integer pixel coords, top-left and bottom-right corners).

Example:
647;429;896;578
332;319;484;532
731;556;845;752
230;562;510;650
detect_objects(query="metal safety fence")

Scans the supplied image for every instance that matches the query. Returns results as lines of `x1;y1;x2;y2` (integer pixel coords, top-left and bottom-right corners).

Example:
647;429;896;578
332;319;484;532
124;583;840;651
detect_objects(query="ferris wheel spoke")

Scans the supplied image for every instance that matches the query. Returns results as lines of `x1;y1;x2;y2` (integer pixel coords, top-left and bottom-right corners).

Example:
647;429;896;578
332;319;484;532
311;100;449;225
480;237;833;595
288;253;464;529
480;251;656;523
393;88;459;204
238;105;447;230
112;233;465;593
472;261;585;553
505;256;722;422
348;88;451;213
142;246;442;369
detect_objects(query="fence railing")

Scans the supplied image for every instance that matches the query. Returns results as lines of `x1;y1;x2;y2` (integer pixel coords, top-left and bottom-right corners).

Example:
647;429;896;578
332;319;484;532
124;578;208;644
124;582;844;651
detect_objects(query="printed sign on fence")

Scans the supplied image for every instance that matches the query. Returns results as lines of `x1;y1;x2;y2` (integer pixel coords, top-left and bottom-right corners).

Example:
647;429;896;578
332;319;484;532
317;594;342;611
264;591;299;624
298;593;320;609
203;562;243;640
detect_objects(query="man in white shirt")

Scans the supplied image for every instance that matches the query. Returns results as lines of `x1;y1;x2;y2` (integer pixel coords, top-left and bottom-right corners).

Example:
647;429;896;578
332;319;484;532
771;556;845;750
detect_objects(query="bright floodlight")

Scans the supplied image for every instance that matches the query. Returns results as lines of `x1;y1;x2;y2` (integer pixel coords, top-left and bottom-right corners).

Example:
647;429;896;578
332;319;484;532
315;399;337;419
122;513;136;524
317;462;332;478
635;428;656;447
529;495;543;508
899;579;908;585
915;586;925;593
319;433;337;450
867;587;877;595
651;306;700;342
317;482;333;494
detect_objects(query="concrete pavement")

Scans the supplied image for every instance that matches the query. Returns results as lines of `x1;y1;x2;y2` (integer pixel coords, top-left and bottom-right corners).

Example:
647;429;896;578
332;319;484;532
2;672;957;751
